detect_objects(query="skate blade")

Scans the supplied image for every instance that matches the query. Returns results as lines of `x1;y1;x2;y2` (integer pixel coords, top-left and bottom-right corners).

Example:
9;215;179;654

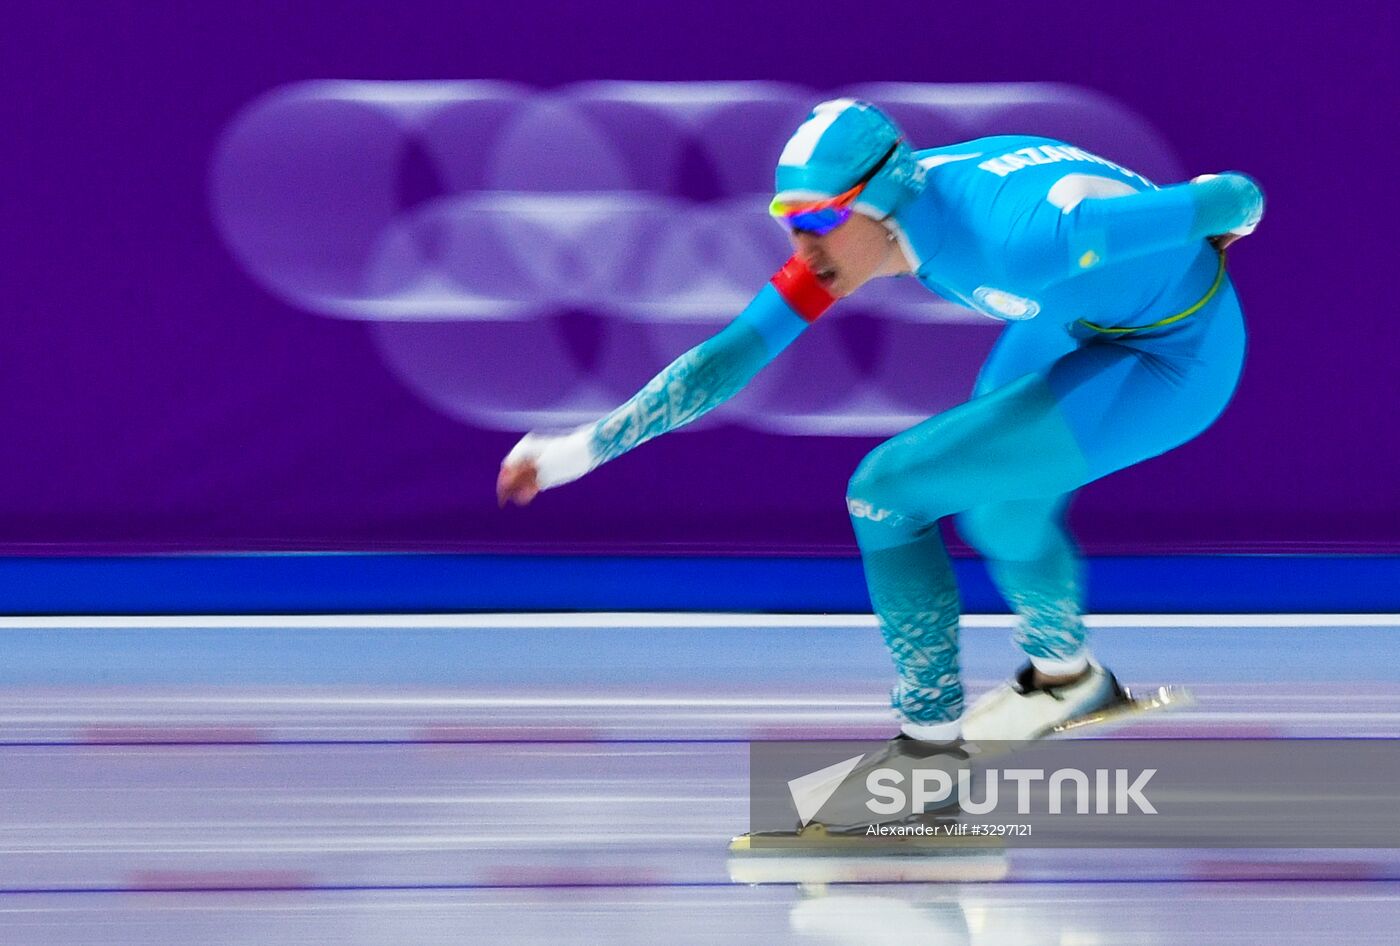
1050;684;1194;735
728;826;1007;885
730;822;1001;854
728;823;1005;884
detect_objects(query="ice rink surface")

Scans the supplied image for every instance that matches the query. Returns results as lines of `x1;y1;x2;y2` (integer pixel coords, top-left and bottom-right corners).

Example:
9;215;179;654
2;613;1398;944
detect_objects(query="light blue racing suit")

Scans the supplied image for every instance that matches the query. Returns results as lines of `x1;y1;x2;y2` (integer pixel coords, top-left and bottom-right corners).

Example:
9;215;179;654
577;136;1258;727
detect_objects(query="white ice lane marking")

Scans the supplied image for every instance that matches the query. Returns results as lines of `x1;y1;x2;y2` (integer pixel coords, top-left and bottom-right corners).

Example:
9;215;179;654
0;613;1395;629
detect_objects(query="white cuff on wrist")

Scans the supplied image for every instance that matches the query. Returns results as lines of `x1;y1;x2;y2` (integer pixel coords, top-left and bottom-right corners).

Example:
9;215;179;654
505;424;598;490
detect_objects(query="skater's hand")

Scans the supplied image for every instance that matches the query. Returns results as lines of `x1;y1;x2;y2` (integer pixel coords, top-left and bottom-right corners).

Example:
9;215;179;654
497;425;597;507
1194;172;1263;253
496;458;541;507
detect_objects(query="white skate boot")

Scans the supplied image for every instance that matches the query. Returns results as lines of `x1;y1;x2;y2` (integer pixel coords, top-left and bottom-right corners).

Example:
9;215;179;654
961;660;1129;743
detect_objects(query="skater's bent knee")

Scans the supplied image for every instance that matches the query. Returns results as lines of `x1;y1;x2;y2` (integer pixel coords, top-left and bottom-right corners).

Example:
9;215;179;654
846;444;918;519
847;440;962;528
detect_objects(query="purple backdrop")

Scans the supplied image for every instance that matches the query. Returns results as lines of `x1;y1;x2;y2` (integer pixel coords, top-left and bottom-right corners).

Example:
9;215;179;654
0;1;1394;556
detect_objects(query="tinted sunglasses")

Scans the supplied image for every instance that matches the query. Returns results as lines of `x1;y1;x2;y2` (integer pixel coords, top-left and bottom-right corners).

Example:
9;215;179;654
769;139;902;235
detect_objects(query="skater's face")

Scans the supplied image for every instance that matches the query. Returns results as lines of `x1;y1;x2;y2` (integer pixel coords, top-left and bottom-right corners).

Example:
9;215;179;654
789;212;910;297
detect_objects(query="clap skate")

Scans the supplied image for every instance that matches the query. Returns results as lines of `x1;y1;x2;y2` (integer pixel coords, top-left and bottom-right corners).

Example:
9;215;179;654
728;734;1008;884
728;662;1191;883
961;659;1193;744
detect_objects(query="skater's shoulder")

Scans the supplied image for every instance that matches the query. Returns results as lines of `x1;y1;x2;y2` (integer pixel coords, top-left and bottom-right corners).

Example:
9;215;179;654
911;139;997;181
913;135;1065;166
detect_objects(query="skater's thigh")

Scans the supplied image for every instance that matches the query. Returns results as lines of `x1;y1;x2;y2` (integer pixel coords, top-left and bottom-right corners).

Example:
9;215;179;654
1044;282;1247;478
856;283;1245;521
850;372;1092;521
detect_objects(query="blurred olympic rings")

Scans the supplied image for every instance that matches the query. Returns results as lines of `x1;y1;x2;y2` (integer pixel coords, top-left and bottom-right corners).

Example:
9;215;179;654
212;81;1179;434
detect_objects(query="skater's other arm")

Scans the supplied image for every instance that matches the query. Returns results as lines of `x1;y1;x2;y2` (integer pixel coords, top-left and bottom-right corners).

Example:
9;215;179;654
497;257;834;505
1017;171;1264;280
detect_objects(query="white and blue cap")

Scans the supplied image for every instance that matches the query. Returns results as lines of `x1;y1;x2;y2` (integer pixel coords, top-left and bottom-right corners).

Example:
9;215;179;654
774;99;924;220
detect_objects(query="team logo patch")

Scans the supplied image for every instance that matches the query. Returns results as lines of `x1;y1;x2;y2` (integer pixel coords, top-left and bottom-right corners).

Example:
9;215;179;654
972;286;1041;321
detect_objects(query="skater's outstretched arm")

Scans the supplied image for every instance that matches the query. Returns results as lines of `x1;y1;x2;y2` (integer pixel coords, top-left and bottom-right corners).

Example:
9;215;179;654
497;256;834;506
1014;171;1264;280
